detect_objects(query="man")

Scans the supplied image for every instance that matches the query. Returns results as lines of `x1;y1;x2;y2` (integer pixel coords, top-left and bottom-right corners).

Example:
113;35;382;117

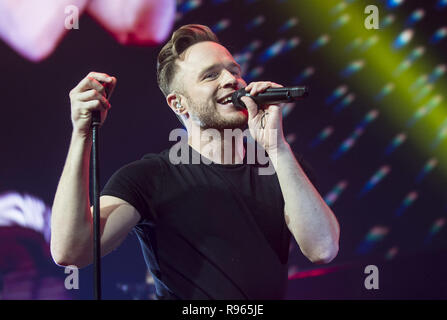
51;24;340;299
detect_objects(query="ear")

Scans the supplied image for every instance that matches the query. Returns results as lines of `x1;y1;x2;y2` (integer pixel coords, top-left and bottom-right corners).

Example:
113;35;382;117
166;92;187;115
166;92;178;111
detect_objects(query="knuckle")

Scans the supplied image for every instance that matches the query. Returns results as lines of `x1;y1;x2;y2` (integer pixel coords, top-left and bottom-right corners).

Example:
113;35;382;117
87;77;96;86
97;85;104;93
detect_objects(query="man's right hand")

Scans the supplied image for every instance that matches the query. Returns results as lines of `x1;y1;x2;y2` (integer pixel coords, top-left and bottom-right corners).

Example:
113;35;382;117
69;71;117;138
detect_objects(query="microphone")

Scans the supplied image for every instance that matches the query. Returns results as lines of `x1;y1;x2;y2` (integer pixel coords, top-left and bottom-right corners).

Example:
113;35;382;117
232;86;309;109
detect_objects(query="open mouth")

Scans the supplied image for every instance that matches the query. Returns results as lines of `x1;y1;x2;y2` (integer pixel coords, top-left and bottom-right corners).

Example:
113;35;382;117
218;96;233;105
217;94;234;106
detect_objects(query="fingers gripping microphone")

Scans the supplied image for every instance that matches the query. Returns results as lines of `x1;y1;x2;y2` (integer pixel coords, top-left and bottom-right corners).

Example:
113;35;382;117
231;86;309;109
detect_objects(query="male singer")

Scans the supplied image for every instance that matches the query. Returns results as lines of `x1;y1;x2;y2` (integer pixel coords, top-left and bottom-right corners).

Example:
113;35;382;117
51;24;339;299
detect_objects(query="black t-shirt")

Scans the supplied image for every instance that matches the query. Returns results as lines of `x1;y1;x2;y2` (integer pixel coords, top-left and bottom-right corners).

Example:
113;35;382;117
101;143;291;299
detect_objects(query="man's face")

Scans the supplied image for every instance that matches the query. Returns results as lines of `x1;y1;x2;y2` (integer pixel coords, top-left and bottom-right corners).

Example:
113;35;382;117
175;41;248;130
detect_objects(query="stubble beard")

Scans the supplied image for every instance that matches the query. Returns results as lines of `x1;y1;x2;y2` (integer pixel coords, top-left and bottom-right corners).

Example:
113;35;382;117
186;96;248;131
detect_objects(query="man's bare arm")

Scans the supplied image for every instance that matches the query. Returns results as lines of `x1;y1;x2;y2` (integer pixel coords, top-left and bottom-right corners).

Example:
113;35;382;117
269;143;340;264
50;72;140;268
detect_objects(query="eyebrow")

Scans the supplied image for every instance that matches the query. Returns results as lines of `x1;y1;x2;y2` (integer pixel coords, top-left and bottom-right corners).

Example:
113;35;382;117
197;62;241;79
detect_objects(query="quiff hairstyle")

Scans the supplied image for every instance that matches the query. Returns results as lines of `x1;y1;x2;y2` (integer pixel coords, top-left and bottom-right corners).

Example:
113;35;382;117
156;24;220;97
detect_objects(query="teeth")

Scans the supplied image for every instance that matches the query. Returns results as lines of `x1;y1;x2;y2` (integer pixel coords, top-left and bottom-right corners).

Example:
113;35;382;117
217;94;234;104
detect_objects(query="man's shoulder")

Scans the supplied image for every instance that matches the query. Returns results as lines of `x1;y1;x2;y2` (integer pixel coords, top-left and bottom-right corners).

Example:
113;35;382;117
141;148;171;162
110;150;169;178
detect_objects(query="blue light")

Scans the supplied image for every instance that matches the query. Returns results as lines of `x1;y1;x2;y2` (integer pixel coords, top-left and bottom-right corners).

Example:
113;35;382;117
405;9;425;27
178;0;202;13
278;17;298;33
333;93;355;113
211;19;231;33
436;0;447;10
244;66;264;82
245;15;265;31
340;60;365;78
325;84;348;105
393;29;414;50
258;40;286;63
430;27;447;44
294;66;314;84
309;34;330;52
380;14;395;28
387;0;405;9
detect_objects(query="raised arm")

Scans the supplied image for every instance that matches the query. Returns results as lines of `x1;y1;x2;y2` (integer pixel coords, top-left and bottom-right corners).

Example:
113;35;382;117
50;72;140;268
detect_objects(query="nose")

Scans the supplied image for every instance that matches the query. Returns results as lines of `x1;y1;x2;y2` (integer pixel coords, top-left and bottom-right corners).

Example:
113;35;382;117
221;69;244;90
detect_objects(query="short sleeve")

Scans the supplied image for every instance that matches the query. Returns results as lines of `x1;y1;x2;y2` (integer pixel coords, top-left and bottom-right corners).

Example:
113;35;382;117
100;154;164;224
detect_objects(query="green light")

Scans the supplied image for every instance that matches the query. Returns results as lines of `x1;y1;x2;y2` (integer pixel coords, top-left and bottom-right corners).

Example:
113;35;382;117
279;0;447;179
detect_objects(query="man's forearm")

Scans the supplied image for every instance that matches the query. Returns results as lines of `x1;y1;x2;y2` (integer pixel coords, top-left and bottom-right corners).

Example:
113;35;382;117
268;142;340;263
50;132;94;266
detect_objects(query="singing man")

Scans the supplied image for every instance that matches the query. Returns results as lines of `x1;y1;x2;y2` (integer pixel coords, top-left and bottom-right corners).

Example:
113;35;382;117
51;24;340;299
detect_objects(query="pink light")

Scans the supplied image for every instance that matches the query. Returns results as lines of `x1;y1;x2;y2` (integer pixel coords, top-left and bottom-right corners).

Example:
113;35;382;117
0;0;175;62
88;0;176;45
288;266;346;280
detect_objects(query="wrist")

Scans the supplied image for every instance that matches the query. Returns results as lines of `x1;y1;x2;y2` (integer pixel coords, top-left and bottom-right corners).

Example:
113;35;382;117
72;128;91;140
266;140;290;156
71;129;92;146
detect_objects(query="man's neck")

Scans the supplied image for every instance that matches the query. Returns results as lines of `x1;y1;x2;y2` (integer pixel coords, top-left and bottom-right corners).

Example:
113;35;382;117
187;127;245;164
